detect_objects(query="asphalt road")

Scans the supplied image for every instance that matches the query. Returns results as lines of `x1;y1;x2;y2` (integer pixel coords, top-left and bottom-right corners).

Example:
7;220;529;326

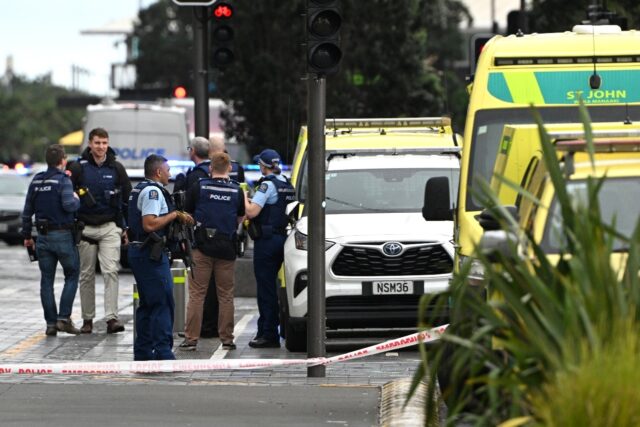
0;383;378;427
0;242;427;426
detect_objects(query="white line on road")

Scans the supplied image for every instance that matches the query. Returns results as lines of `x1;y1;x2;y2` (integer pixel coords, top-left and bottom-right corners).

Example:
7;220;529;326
210;313;253;359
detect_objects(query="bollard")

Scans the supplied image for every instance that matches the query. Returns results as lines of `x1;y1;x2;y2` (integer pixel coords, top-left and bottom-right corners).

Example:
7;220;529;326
133;283;139;342
171;259;188;333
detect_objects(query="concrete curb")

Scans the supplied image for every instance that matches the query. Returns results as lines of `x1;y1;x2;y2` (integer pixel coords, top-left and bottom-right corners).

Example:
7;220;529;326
379;378;439;426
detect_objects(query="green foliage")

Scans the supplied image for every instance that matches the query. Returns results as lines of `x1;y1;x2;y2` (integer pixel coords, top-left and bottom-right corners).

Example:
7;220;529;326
532;321;640;427
131;1;193;91
529;0;640;32
412;102;640;425
0;76;84;162
130;0;470;159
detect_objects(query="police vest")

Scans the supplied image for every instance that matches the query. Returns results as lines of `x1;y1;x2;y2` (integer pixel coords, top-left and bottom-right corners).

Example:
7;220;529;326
128;180;176;241
77;159;121;217
254;175;295;232
194;178;240;237
185;161;210;188
229;161;242;183
30;169;75;227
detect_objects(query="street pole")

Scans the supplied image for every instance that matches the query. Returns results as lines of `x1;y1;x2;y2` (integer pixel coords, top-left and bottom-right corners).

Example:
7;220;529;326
193;7;210;138
307;75;326;378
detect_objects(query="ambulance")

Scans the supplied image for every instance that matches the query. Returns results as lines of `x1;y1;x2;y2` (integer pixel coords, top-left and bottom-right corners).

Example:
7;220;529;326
425;24;640;268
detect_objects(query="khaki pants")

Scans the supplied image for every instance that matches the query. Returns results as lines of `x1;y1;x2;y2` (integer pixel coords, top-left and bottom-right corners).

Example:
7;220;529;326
78;222;122;321
185;249;235;343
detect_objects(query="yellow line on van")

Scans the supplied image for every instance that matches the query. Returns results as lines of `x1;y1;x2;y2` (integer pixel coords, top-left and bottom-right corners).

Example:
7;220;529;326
504;72;544;104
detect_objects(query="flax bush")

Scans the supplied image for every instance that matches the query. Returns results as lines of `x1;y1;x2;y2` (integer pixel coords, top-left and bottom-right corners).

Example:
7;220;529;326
409;103;640;426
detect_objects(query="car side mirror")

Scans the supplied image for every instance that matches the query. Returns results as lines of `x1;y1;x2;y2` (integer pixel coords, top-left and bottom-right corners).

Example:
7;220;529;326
286;201;301;224
475;205;519;232
478;230;521;263
422;177;453;221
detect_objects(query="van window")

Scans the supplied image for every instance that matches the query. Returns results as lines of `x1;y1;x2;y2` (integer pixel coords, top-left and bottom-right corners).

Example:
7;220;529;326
542;177;640;253
300;164;459;214
467;105;640;210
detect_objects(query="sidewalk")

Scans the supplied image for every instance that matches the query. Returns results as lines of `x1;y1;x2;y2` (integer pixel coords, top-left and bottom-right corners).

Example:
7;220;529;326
0;246;429;424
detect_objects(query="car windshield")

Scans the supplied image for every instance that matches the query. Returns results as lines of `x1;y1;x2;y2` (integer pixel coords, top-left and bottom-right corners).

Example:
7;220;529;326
542;177;640;253
324;167;459;214
0;175;29;195
468;105;640;211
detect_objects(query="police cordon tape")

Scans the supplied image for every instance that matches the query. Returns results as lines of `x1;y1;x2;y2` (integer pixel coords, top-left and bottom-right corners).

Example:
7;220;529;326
0;325;448;375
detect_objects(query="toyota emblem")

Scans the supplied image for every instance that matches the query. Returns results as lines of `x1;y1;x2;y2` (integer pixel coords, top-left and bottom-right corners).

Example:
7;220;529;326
382;242;403;257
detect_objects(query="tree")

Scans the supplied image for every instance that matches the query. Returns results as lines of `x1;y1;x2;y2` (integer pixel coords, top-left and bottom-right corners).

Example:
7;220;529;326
131;1;194;92
529;0;640;32
131;0;470;160
0;76;84;163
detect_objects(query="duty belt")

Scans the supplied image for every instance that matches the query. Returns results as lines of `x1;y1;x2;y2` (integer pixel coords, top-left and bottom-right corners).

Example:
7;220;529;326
48;224;74;231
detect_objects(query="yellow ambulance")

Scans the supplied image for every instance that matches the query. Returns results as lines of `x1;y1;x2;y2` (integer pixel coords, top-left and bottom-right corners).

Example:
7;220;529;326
434;24;640;267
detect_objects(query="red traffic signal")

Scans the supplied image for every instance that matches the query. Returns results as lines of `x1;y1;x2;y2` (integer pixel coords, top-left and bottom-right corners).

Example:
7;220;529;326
173;86;188;98
213;3;233;18
211;2;235;68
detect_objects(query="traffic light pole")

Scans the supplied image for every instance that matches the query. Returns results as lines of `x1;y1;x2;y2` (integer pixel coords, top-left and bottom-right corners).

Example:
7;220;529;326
307;75;326;378
193;7;210;138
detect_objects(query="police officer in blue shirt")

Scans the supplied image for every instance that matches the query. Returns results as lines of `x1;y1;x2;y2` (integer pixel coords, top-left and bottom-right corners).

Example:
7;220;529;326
245;149;295;348
127;154;194;360
22;144;82;336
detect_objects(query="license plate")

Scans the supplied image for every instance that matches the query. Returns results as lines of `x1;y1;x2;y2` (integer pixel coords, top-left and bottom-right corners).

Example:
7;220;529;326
0;223;8;232
372;281;414;295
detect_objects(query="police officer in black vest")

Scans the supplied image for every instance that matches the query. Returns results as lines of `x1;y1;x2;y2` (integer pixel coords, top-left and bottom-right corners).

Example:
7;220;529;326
179;152;245;351
199;136;246;338
22;144;82;336
67;127;131;334
244;149;296;348
128;154;194;360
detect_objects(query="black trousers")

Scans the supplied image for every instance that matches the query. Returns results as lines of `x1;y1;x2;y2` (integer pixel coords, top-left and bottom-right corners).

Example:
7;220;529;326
201;273;219;335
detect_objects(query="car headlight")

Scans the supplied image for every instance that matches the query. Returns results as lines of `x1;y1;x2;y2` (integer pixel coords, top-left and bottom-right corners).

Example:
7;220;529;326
294;230;335;251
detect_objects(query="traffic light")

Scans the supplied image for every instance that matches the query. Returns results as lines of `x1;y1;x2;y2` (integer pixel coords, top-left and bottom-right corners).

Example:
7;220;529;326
173;86;188;98
470;33;493;74
211;1;234;68
306;0;342;75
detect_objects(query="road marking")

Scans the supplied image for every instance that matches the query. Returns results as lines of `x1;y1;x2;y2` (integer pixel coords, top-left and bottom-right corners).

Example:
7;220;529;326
0;333;46;358
210;313;253;360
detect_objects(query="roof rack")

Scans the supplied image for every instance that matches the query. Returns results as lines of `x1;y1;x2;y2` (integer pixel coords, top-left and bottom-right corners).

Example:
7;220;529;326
556;138;640;153
549;128;640;141
324;117;451;128
327;147;461;157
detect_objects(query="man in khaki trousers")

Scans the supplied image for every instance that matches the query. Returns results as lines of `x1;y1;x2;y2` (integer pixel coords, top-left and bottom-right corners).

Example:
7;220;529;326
179;153;245;351
67;128;131;334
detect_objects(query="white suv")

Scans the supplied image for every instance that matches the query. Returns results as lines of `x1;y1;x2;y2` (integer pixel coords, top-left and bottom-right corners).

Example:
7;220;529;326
281;148;460;351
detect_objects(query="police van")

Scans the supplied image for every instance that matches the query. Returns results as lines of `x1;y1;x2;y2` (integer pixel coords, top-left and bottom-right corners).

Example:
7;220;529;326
82;101;191;173
281;117;461;352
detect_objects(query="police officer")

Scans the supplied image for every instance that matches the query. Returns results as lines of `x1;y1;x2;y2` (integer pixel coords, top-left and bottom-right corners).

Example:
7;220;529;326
21;144;81;336
210;135;245;184
67;127;131;334
244;149;295;348
127;154;194;361
179;152;245;351
199;136;247;338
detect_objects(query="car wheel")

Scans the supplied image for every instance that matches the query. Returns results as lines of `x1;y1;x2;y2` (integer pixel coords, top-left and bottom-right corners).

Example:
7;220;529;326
285;319;307;352
4;237;23;246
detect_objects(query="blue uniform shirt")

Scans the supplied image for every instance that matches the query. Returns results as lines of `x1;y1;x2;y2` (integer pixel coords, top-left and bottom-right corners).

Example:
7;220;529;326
137;185;169;217
252;174;287;208
21;167;80;236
